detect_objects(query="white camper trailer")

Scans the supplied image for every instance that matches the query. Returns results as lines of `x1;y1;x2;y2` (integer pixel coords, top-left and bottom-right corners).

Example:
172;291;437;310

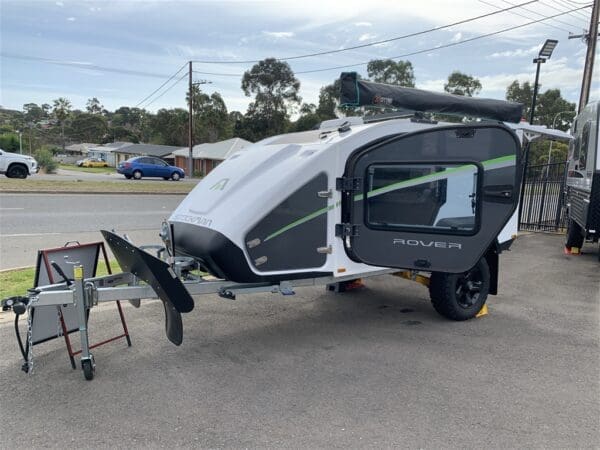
4;74;532;380
565;100;600;258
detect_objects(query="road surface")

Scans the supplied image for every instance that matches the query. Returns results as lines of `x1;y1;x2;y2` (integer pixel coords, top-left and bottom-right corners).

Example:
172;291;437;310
0;193;185;269
0;233;598;448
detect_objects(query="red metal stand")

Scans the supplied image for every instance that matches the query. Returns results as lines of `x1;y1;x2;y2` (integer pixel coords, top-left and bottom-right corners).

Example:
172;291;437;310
40;242;131;369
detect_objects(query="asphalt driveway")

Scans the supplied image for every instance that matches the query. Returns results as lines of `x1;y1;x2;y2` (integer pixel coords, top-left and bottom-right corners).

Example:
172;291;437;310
0;233;598;448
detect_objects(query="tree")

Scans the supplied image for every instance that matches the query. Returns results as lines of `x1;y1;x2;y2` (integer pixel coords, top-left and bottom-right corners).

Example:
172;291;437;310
0;133;20;152
150;108;188;146
506;80;534;121
23;103;45;123
241;58;301;139
505;81;576;129
444;71;482;96
367;59;415;87
187;87;231;143
41;103;52;117
52;97;72;151
70;113;109;143
86;97;103;115
111;106;150;142
293;103;321;132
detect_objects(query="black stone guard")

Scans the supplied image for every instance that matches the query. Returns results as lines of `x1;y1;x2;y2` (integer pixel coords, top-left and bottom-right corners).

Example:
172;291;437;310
101;230;194;345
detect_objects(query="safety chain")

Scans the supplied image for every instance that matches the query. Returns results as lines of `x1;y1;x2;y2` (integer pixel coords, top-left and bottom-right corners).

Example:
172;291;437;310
26;303;34;375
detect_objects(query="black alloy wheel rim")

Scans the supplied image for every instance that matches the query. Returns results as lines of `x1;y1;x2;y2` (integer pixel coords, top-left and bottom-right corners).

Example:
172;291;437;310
455;267;483;309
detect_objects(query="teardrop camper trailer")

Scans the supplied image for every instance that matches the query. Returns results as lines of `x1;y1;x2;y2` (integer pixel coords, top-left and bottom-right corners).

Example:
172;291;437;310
4;74;533;379
163;73;524;318
565;100;600;258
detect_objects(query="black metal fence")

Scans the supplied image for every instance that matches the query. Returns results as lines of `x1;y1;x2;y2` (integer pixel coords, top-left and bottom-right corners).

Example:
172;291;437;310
519;161;568;232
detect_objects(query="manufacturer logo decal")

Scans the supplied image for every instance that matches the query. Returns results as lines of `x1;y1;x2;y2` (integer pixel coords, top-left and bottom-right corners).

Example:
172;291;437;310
393;239;462;249
210;178;229;191
373;95;393;106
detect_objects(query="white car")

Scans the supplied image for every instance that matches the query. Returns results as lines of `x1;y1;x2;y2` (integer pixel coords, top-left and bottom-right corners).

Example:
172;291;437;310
0;148;39;178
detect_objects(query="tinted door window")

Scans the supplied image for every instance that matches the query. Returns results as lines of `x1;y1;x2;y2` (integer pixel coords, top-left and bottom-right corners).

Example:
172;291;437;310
366;163;479;234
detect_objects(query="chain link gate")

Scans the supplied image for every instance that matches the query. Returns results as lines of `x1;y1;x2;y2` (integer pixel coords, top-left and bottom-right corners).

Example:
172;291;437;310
519;161;568;232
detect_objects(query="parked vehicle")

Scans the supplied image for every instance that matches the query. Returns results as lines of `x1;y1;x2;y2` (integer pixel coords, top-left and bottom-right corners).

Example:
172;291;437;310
565;100;600;258
117;156;185;181
80;158;108;168
0;148;39;178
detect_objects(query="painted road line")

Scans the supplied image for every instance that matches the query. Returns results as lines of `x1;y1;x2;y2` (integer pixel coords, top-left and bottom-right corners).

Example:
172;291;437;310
1;233;62;237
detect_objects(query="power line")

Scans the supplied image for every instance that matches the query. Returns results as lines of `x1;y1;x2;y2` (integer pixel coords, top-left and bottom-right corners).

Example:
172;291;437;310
551;0;592;19
479;0;573;33
540;0;591;23
182;3;592;78
134;62;188;107
502;0;587;29
293;3;593;75
140;73;188;108
191;0;539;65
0;52;173;79
193;70;239;77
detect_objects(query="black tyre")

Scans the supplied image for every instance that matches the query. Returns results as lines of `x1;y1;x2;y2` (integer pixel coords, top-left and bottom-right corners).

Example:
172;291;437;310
163;177;170;180
133;170;142;180
565;218;584;249
429;257;490;321
171;172;181;181
82;359;95;380
6;164;28;179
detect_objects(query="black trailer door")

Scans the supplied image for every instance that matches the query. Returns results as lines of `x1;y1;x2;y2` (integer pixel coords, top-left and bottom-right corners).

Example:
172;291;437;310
340;124;522;273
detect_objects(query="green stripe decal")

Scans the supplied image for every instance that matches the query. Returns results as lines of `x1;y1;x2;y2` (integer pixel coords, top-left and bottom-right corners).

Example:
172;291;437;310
264;204;335;242
262;154;516;243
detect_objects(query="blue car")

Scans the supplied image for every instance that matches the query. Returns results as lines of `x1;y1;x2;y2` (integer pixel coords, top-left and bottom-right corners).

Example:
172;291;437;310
118;156;185;181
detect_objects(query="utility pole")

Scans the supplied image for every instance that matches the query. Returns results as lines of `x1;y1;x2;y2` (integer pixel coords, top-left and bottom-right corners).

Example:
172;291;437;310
569;0;599;112
188;61;193;178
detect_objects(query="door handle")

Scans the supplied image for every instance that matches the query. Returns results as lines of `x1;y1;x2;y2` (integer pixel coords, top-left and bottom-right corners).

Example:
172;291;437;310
483;184;514;202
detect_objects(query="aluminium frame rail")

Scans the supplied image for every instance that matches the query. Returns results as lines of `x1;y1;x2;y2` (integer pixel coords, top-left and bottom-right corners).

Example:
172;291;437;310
27;265;397;380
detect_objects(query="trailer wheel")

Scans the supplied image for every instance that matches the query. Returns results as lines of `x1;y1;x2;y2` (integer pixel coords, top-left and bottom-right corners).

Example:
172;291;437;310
429;257;490;321
133;170;142;180
565;218;584;250
82;358;95;380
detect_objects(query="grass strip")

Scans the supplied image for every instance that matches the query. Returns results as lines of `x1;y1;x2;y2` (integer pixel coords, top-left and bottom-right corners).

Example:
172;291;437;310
59;164;116;174
0;178;195;194
0;260;120;299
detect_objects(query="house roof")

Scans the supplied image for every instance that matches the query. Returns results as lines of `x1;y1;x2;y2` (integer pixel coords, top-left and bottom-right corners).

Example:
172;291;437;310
173;138;252;160
88;142;132;152
87;142;185;157
65;143;98;152
113;143;186;158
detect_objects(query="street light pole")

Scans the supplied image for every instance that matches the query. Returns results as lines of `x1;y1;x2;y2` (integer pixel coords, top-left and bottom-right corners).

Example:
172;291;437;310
529;59;543;124
17;130;22;154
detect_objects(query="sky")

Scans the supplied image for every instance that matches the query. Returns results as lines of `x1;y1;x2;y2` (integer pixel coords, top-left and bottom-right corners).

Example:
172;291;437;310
1;0;598;116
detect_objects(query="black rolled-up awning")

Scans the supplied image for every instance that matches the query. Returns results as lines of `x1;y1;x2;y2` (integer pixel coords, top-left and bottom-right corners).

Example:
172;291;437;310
339;72;523;123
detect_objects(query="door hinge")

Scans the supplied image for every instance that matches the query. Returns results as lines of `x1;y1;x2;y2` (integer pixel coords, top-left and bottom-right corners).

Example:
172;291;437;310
336;177;362;191
335;223;359;237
